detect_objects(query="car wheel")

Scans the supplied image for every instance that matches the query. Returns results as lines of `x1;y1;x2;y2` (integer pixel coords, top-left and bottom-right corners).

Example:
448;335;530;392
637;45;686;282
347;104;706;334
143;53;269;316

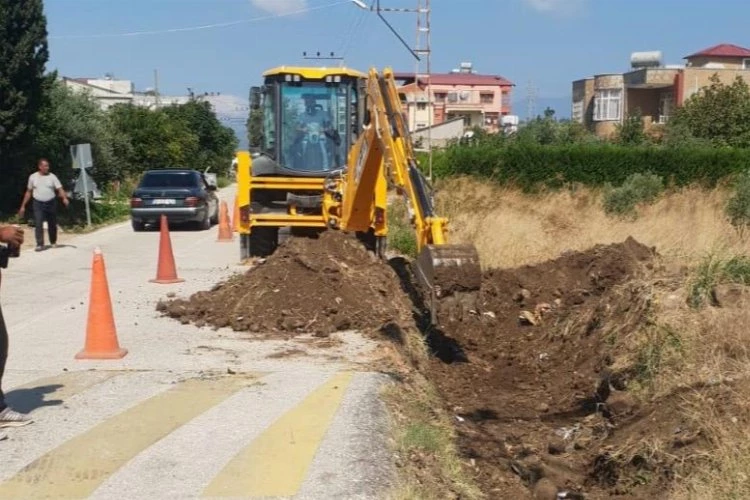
210;203;219;225
132;220;145;232
200;211;211;231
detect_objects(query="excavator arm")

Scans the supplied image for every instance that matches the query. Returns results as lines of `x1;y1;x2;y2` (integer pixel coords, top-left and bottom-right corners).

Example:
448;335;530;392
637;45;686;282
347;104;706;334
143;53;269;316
332;68;482;323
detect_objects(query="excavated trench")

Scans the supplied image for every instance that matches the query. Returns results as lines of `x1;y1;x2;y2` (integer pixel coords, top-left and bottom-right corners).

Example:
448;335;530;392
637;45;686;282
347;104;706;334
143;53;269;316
159;231;714;498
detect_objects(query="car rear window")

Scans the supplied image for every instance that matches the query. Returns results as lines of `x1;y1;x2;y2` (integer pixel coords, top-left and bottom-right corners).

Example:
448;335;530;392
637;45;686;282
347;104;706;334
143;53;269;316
139;171;199;188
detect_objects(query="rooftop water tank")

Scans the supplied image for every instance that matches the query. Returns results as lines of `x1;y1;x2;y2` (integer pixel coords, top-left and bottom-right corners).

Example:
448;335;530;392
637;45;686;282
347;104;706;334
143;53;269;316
630;51;663;69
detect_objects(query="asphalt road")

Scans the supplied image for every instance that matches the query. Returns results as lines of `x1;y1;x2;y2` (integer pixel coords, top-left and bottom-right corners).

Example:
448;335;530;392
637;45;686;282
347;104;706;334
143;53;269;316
0;187;394;499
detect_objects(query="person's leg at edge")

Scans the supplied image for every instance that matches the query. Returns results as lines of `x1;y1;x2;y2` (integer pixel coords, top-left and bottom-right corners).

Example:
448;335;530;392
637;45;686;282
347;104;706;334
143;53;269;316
46;201;58;246
33;199;44;249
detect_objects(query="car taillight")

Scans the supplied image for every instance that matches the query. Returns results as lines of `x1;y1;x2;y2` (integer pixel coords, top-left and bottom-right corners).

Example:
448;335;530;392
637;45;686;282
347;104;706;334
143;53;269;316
184;197;200;207
130;197;143;208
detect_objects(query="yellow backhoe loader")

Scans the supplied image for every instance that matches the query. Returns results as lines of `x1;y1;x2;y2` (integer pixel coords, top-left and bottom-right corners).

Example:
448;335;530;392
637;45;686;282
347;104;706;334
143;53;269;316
235;65;481;323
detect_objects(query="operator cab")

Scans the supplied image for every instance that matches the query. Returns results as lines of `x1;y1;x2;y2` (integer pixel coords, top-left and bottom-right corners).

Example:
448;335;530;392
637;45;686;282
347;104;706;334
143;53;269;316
249;67;366;177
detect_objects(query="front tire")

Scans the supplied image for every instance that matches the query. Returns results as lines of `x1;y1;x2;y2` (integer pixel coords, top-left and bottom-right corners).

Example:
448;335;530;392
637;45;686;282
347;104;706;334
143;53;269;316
248;227;278;257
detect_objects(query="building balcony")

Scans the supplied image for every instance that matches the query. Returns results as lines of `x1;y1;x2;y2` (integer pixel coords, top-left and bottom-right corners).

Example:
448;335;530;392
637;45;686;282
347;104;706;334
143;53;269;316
623;68;678;89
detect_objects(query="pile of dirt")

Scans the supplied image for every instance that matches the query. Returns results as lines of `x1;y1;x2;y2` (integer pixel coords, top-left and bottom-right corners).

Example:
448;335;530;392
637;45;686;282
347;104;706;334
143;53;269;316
157;231;413;338
424;237;707;498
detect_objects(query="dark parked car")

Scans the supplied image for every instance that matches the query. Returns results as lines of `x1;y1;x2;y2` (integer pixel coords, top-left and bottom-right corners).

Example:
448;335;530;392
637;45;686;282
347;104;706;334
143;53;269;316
130;169;219;231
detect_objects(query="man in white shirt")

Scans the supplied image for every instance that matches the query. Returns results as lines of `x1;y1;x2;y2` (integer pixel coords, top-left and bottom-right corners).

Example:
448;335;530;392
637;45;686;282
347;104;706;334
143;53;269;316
18;158;69;251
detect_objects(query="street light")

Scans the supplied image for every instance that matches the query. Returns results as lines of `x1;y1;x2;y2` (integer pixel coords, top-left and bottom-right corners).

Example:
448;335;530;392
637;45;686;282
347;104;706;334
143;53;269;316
350;0;369;9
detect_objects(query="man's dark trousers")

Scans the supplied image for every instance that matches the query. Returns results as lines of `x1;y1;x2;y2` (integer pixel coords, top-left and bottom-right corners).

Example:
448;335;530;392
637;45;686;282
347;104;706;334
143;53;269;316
33;199;57;247
0;305;8;411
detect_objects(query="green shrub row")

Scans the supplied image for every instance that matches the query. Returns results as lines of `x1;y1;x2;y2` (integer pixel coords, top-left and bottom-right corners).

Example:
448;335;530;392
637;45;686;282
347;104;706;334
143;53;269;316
427;143;750;190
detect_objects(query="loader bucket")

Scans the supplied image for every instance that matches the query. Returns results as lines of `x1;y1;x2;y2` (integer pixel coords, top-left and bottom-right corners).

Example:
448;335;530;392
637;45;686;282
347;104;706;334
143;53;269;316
413;244;482;325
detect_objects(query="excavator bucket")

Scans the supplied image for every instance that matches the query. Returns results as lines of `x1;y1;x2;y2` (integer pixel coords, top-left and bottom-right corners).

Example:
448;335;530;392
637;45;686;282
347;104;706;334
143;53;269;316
413;244;483;325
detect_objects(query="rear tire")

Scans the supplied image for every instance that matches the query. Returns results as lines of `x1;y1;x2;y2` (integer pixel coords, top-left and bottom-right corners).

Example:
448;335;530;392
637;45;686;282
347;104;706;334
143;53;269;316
199;211;211;231
132;220;145;232
248;227;278;257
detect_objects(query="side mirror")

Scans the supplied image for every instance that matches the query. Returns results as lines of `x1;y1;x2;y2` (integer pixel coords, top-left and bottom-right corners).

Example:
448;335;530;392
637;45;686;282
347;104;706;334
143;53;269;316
250;86;262;111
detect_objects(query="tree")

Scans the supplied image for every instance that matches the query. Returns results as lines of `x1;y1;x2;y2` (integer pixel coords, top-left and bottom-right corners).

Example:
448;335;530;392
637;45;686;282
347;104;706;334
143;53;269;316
667;74;750;147
164;99;237;174
34;82;129;189
108;104;199;175
0;0;52;210
616;108;646;145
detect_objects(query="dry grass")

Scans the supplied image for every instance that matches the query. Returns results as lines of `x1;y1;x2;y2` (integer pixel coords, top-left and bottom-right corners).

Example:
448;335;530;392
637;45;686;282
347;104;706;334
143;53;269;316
435;176;749;270
374;324;482;500
382;371;483;500
432;177;750;498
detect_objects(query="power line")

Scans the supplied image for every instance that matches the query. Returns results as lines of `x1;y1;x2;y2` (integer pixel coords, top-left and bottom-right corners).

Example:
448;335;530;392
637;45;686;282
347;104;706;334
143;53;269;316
49;1;349;40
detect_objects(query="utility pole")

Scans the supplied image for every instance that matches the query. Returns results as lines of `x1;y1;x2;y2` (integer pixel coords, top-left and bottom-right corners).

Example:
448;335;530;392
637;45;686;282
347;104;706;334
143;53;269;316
526;80;537;122
415;0;432;180
350;0;433;177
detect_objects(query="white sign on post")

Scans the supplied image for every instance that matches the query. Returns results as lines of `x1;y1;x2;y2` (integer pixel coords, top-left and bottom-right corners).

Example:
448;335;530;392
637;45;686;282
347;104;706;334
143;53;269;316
70;143;94;226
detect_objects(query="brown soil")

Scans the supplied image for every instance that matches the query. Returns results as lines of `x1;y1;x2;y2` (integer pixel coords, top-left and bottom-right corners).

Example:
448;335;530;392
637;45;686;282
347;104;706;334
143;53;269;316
157;228;726;498
157;230;413;338
424;237;716;498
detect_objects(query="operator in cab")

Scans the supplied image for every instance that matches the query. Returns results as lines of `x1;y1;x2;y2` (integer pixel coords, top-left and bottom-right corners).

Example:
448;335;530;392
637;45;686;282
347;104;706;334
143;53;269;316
293;95;340;171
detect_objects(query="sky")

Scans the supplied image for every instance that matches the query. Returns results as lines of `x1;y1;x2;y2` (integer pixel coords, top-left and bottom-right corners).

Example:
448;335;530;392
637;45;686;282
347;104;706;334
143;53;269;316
44;0;750;120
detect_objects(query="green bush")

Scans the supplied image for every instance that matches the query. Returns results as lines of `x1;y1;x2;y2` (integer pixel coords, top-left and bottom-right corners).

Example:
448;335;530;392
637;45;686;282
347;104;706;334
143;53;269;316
688;254;750;308
217;176;231;188
603;172;664;217
387;201;418;258
725;170;750;236
429;142;750;190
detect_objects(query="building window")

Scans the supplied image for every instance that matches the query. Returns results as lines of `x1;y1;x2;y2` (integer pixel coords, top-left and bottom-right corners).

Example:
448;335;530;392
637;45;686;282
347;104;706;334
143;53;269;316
434;92;447;102
480;93;494;104
593;88;622;121
659;91;674;124
417;102;427;111
744;59;750;70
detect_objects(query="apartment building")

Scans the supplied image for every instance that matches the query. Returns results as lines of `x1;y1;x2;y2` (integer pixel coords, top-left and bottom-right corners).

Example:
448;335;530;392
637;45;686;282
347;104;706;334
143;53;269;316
573;43;750;137
63;76;189;110
395;62;514;133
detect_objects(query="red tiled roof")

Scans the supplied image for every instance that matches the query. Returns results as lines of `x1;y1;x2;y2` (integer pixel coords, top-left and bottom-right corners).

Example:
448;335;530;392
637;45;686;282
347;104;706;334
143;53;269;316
394;72;514;87
684;43;750;59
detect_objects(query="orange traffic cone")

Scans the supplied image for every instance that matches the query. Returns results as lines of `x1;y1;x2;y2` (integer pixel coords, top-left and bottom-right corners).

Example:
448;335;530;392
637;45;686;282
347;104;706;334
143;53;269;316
76;248;128;360
217;201;233;242
150;214;185;284
232;196;240;233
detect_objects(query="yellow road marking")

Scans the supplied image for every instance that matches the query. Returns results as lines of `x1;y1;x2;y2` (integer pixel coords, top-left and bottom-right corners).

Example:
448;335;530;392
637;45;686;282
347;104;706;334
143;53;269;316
6;370;122;409
203;371;354;498
0;374;256;499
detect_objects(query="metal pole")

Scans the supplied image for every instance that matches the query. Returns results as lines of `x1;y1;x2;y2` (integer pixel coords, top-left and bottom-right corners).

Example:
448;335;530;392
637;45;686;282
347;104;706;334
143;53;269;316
425;0;432;181
79;157;92;227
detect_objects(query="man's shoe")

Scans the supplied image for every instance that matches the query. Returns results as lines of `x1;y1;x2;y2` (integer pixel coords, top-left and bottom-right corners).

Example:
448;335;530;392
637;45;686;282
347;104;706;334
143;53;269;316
0;408;32;428
35;245;43;252
0;431;7;441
